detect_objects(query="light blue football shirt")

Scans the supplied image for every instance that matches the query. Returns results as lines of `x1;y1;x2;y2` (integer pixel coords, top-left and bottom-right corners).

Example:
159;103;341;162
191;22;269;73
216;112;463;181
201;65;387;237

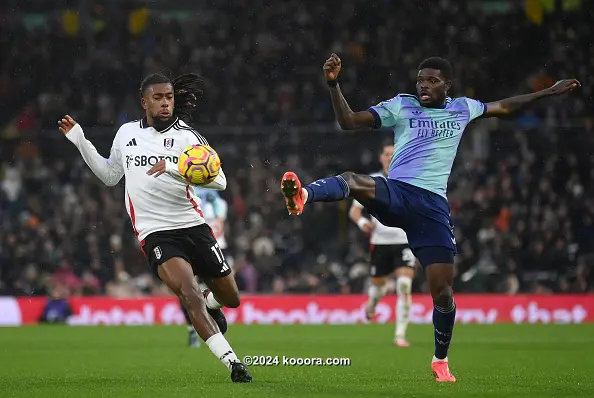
368;94;486;198
193;186;224;218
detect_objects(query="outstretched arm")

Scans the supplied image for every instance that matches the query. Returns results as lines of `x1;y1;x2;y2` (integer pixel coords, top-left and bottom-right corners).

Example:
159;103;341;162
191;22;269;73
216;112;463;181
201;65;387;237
484;79;580;117
325;54;376;130
60;115;124;187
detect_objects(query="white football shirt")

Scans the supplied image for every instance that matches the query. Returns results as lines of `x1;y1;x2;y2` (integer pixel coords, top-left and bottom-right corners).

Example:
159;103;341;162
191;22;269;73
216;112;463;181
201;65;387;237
352;171;409;245
66;116;227;242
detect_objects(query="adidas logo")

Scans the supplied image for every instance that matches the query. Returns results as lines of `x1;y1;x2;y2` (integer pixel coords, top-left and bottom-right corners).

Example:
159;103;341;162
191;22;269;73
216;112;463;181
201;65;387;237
126;138;137;147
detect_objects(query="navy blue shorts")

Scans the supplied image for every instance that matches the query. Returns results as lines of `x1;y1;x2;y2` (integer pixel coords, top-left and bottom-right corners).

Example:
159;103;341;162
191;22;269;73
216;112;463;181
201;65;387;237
366;177;456;267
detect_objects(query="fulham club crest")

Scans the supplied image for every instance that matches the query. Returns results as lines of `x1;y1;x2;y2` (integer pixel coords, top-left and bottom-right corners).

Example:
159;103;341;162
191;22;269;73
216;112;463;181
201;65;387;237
164;138;174;150
153;246;162;260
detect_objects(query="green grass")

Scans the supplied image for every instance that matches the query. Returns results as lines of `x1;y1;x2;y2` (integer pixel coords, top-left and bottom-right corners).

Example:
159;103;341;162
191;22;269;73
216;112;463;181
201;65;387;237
0;324;593;397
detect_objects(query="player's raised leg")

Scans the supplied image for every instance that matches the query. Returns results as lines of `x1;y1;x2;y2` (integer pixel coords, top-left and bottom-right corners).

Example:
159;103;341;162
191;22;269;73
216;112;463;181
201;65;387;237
394;265;414;347
281;171;376;215
158;258;251;383
201;273;241;335
420;256;457;383
203;274;240;307
196;231;240;333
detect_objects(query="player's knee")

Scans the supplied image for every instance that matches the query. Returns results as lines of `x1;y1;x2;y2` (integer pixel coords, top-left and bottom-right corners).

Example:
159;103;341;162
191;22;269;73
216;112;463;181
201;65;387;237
340;171;374;199
340;171;356;188
371;276;388;287
432;284;454;308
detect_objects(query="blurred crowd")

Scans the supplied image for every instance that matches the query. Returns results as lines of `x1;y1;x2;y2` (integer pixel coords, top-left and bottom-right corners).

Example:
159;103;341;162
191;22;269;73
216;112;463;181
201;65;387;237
1;1;593;297
3;0;576;129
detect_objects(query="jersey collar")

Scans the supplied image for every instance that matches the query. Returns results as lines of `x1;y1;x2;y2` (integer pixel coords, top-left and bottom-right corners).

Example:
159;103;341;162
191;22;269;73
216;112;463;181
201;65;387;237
139;116;179;133
415;96;452;109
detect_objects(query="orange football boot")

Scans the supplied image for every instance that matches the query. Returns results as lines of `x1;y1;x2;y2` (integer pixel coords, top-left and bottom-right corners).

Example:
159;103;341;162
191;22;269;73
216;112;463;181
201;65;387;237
432;360;456;382
281;172;305;216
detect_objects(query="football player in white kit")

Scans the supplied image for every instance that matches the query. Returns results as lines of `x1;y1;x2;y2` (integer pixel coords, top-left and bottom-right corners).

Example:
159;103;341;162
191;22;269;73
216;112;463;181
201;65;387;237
183;188;228;347
58;72;251;382
349;140;416;347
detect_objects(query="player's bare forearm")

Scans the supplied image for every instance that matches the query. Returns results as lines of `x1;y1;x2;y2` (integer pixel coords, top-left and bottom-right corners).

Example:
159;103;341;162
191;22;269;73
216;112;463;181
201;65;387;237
348;204;363;223
485;91;549;117
329;85;375;130
485;78;580;117
323;53;375;129
328;84;356;129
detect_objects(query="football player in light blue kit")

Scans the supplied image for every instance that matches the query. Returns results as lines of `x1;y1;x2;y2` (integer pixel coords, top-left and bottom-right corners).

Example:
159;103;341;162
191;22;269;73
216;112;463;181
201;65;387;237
281;53;580;382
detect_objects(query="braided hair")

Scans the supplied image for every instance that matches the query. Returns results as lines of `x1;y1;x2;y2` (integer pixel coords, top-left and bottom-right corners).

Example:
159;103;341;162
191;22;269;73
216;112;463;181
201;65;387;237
140;72;204;123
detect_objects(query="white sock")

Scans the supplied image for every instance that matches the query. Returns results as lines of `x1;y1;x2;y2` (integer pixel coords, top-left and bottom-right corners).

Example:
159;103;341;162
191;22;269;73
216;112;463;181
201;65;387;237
367;285;388;303
432;355;448;363
205;332;239;371
187;325;196;333
395;276;412;339
368;284;388;306
205;291;224;310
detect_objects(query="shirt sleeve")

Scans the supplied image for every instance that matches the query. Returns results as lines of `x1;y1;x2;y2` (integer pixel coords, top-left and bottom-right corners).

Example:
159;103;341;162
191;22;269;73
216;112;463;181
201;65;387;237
464;97;487;121
201;168;227;191
65;124;124;187
367;95;402;129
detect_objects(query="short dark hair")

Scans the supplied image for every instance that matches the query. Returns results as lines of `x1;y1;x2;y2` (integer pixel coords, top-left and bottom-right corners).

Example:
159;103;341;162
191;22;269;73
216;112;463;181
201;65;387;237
418;57;453;80
139;72;204;123
140;73;171;96
380;139;393;151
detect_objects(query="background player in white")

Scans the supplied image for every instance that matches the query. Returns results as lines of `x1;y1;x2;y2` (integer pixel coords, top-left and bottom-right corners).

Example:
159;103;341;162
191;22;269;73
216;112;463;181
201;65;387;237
349;140;416;347
183;188;228;347
58;72;252;383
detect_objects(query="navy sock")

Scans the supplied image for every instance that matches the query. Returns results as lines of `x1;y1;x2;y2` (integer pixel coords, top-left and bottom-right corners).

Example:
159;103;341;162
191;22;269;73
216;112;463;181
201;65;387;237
181;303;192;325
433;299;456;359
304;176;350;204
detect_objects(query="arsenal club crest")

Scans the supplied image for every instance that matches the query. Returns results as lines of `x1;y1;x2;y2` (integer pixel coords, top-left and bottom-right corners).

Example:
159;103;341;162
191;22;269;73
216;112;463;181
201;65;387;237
164;138;174;150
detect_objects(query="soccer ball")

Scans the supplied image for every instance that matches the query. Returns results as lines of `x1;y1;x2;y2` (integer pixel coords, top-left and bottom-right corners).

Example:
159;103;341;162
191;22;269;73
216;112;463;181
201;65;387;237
178;144;221;185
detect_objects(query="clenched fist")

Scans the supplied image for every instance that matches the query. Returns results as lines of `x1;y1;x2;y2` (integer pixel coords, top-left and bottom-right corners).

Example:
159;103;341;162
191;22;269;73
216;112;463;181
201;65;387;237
323;53;342;81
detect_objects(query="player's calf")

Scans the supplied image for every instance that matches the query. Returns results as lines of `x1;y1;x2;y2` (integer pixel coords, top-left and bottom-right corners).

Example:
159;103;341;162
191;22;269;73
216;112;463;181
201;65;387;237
176;274;220;340
422;257;457;382
365;276;388;320
202;275;241;335
281;171;376;215
203;275;241;308
428;278;456;361
395;270;413;347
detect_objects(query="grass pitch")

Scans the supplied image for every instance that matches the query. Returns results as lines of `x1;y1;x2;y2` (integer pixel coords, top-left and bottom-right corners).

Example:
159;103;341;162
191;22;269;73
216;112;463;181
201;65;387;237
0;324;592;397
